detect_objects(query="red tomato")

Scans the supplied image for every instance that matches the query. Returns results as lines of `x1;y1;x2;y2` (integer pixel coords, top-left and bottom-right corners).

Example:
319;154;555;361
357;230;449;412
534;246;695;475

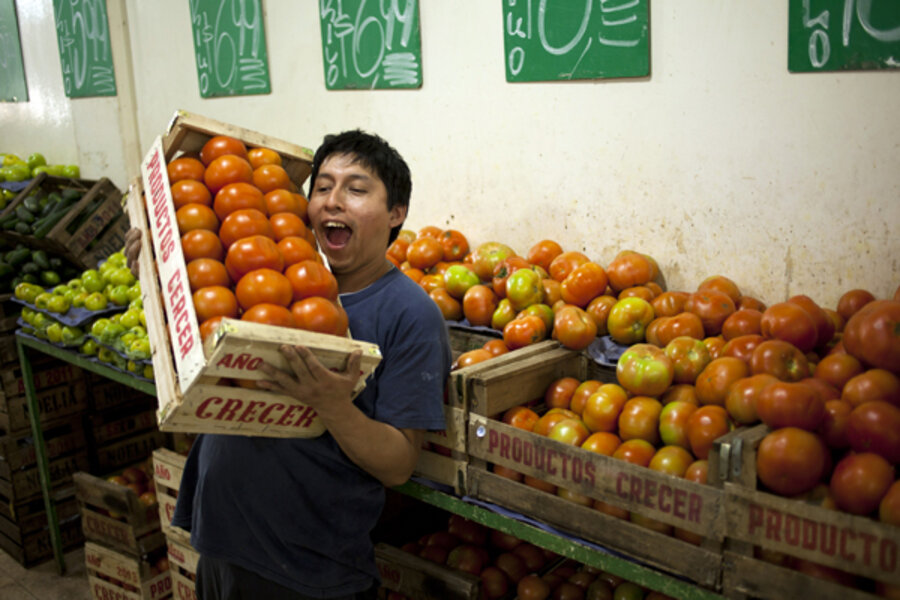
814;353;864;391
469;242;516;282
721;308;763;341
490;256;531;298
569;380;602;417
760;302;819;353
580;383;627;433
724;374;777;425
525;239;563;273
703;336;726;360
544;377;580;411
880;480;900;526
651;291;690;317
612;438;656;467
817;399;852;449
801;377;840;403
585;295;617;335
788;294;835;349
606;252;653;292
617;396;663;445
842;300;900;374
737;296;767;312
660;383;699;406
616;343;674;397
650;312;705;346
756;428;829;496
829;452;894;515
684;290;735;336
430;288;463;321
235;268;293;310
846;400;900;463
241;303;296;328
755;381;826;430
720;334;765;363
648;445;694;477
462;284;498;327
841;368;900;408
481;339;508;358
695;357;749;407
560;262;608;307
502;406;540;431
686;405;731;460
225;235;284;282
204;154;253;194
697;274;741;303
749;339;811;382
607;297;655;345
290;297;349;336
454;348;493;370
664;336;712;384
658;400;699;449
502;315;547;350
200;135;248;165
581;431;622;456
552;304;598;351
837;289;876;322
480;566;509;600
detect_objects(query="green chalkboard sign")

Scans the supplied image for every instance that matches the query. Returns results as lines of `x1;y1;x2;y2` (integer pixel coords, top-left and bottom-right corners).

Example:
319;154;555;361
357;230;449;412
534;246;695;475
189;0;271;98
502;0;649;82
319;0;422;90
789;0;900;72
0;0;28;102
52;0;117;97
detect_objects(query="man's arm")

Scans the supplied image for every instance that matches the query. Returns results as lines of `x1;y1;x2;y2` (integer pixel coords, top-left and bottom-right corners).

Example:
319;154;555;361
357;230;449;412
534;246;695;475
257;345;423;487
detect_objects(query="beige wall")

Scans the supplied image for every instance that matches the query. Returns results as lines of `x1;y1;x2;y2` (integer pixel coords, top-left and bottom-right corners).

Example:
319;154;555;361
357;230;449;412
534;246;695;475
2;1;898;308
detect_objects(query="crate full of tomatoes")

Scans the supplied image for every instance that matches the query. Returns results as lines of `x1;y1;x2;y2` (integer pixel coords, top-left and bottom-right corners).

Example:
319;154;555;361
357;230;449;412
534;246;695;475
130;111;381;438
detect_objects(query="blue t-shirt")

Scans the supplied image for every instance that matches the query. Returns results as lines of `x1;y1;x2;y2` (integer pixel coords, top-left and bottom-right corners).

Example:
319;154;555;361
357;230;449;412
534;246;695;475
172;267;451;597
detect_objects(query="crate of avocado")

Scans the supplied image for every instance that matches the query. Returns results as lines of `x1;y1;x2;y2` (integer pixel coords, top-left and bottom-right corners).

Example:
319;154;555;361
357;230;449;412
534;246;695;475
0;243;81;297
0;173;125;270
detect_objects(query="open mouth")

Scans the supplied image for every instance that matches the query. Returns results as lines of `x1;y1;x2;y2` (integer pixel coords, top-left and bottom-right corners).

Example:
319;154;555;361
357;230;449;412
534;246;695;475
323;221;352;248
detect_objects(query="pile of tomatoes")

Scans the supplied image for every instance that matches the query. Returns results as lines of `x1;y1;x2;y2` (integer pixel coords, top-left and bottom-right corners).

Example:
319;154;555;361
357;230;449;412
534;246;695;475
388;513;672;600
165;135;348;340
388;228;666;355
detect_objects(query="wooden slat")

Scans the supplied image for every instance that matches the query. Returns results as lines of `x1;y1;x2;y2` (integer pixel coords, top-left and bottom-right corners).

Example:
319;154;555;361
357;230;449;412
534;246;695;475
152;448;186;491
413;451;467;496
375;543;480;600
0;452;88;502
93;430;164;472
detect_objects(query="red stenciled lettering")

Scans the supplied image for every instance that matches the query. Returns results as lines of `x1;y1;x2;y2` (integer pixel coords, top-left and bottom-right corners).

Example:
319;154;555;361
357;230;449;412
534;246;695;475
232;354;251;369
860;532;876;567
293;406;317;428
687;493;702;523
196;397;222;419
259;403;285;424
511;437;522;463
488;429;499;453
643;479;657;509
616;472;628;499
658;484;672;514
571;457;582;484
546;450;558;476
629;475;642;503
559;455;569;480
785;514;800;546
169;546;185;563
216;398;243;421
820;523;837;556
840;528;856;561
523;441;533;467
765;508;781;541
881;538;898;572
248;357;262;370
276;405;300;426
584;460;595;486
802;518;817;550
748;503;763;535
499;432;510;459
237;401;265;423
216;354;234;368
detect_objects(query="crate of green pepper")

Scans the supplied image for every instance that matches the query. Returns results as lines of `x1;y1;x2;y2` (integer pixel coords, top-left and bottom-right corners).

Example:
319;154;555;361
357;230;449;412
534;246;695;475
0;174;125;270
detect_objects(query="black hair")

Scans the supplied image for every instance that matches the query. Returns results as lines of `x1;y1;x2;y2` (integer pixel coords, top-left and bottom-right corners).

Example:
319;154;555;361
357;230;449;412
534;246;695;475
308;130;410;244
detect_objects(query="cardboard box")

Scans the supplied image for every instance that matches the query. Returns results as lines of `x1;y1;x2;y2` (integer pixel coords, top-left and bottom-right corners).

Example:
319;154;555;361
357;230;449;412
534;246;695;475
85;541;172;600
128;113;382;438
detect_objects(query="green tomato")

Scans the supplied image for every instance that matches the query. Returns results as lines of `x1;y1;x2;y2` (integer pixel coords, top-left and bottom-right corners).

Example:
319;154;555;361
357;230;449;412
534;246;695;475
128;297;143;310
128;338;150;360
15;282;43;303
127;360;141;373
67;278;82;289
90;318;111;338
127;282;142;302
491;298;518;331
443;265;480;301
100;322;125;346
81;270;105;293
71;290;88;308
107;251;127;267
61;325;84;346
84;292;108;311
108;267;135;287
61;164;80;178
2;154;22;166
53;284;68;295
20;306;35;324
129;325;146;338
26;152;46;169
46;322;63;344
108;284;130;307
142;364;154;379
505;268;544;312
79;338;99;356
34;292;53;310
119;308;142;329
30;165;51;177
97;347;116;363
47;294;71;314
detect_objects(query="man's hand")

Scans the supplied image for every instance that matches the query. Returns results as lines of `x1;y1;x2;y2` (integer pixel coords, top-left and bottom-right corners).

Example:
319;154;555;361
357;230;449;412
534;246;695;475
124;228;142;278
256;346;363;418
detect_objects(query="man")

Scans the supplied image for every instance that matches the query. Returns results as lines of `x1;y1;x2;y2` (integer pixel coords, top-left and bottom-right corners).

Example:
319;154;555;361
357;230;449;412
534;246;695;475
126;130;450;599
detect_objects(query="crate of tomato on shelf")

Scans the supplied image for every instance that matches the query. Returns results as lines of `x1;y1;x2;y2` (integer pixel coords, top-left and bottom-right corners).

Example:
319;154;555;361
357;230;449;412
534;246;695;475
129;111;381;438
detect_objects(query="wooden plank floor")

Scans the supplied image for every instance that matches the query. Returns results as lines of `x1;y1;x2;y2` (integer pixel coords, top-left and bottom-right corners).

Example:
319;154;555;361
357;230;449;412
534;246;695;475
0;545;90;600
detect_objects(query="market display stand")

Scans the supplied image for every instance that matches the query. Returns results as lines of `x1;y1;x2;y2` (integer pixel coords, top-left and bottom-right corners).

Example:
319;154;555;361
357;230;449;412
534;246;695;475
15;331;155;576
18;331;721;598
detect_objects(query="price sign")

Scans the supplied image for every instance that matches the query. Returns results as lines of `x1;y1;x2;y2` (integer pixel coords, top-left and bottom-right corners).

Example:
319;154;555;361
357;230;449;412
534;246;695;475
503;0;649;82
52;0;117;97
189;0;272;98
789;0;900;72
319;0;422;90
0;0;28;102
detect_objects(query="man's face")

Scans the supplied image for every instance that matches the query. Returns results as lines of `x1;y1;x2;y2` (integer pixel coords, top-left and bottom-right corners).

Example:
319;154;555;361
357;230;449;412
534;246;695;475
308;153;406;289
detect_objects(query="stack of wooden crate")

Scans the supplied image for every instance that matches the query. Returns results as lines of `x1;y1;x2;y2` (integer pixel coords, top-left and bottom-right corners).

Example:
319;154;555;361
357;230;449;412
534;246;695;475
0;351;88;566
153;447;198;600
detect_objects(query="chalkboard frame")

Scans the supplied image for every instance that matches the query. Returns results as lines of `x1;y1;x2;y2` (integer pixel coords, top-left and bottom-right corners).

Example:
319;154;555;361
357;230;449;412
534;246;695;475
788;0;900;72
52;0;118;98
318;0;424;90
502;0;650;83
189;0;272;99
0;0;29;102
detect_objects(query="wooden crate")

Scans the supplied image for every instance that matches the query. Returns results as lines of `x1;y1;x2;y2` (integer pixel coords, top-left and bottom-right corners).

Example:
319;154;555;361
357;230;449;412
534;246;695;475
152;448;189;544
0;332;17;363
0;174;124;270
0;451;89;504
375;543;480;600
0;511;83;568
716;424;899;597
0;380;88;435
0;358;84;398
0;295;19;333
75;471;164;556
126;168;380;437
0;494;79;545
166;536;199;600
92;430;165;474
89;408;158;447
85;541;173;600
464;347;725;589
0;417;85;476
88;378;157;412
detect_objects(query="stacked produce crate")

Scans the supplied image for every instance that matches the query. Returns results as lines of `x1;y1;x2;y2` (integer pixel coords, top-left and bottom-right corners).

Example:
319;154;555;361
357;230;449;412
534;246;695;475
0;349;88;566
153;446;198;600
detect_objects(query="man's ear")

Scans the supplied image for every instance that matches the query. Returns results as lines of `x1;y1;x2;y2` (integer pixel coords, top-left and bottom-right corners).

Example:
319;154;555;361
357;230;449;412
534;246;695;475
389;204;408;229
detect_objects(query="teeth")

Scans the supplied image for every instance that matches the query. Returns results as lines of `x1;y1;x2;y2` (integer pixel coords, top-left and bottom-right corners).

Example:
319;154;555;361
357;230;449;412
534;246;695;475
324;221;349;229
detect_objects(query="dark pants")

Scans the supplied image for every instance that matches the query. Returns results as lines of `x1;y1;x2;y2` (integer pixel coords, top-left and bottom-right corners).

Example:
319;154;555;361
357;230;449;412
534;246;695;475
196;554;378;600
